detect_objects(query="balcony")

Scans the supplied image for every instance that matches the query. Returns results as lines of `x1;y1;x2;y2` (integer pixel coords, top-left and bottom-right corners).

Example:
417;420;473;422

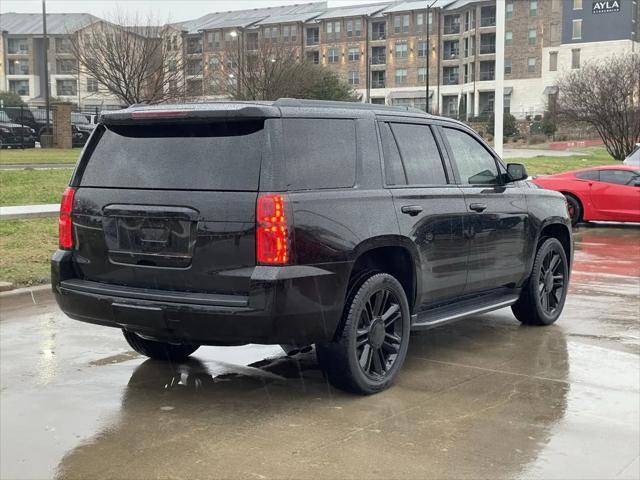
443;24;460;35
372;79;386;88
479;43;495;54
371;54;386;65
479;70;495;81
306;37;319;46
443;75;459;85
371;31;386;41
480;16;496;27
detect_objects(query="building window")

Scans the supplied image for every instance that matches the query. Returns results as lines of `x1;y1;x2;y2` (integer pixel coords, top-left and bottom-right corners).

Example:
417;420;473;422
56;79;77;96
480;33;495;54
327;48;339;63
416;13;425;32
86;77;99;93
307;51;319;64
505;31;513;46
479;61;495;81
348;70;360;85
480;6;496;27
283;25;291;42
348;47;360;61
207;57;219;70
528;57;536;73
395;40;408;58
55;37;73;54
346;19;362;37
506;2;514;19
9;79;29;96
528;28;537;46
465;10;476;31
572;19;582;40
306;27;319;45
418;67;427;82
291;25;298;42
394;14;410;34
56;59;76;74
325;21;341;40
464;62;475;82
8;59;30;75
443;40;460;59
417;41;428;57
207;32;220;49
549;51;558;71
372;70;385;88
572;49;580;69
443;66;459;85
530;0;538;16
7;38;30;54
444;15;461;34
573;0;582;9
187;59;202;76
505;58;512;75
395;68;407;85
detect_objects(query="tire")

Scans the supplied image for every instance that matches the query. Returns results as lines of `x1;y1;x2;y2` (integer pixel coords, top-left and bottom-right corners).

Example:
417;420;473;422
563;193;582;226
316;272;411;394
512;238;569;326
122;330;199;361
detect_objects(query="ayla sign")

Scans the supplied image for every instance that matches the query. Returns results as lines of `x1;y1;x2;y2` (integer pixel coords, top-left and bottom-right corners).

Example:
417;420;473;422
592;0;621;14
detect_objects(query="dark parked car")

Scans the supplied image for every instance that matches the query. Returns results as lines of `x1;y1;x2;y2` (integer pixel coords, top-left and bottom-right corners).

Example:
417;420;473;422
0;111;36;148
52;100;573;394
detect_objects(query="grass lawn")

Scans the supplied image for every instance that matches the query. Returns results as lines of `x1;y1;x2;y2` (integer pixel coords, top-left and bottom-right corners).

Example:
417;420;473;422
0;169;71;206
512;147;616;176
0;148;81;165
0;218;57;286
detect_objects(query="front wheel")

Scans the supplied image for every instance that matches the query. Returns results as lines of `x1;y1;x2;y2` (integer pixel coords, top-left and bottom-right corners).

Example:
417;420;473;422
512;238;569;326
122;330;199;361
563;194;582;226
316;272;411;394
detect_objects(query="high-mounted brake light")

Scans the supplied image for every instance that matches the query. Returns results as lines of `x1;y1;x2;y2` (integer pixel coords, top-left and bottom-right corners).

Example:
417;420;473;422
130;110;189;119
256;194;290;265
58;187;76;250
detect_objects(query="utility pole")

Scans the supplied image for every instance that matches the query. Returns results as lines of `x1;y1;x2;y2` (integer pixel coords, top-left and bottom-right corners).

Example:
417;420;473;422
42;0;51;129
494;0;505;157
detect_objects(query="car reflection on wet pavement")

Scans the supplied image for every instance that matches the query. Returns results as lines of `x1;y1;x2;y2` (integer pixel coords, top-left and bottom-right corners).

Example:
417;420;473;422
1;226;638;480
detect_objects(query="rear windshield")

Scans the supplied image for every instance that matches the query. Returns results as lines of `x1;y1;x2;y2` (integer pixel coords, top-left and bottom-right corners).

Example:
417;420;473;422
80;120;265;190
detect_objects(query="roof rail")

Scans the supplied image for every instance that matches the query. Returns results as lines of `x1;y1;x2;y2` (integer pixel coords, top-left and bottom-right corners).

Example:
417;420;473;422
274;98;429;115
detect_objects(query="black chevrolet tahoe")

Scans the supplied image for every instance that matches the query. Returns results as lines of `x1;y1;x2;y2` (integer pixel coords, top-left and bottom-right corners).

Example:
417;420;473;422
52;99;572;394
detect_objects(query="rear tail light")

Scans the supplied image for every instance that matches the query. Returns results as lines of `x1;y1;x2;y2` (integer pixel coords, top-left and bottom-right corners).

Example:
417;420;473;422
58;187;76;249
256;193;290;265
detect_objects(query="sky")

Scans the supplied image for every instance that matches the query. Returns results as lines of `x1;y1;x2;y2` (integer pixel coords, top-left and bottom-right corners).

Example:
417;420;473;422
0;0;392;23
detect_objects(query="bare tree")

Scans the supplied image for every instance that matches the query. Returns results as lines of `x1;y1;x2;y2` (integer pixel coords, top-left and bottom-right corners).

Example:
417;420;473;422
70;13;189;105
557;54;640;160
208;41;358;102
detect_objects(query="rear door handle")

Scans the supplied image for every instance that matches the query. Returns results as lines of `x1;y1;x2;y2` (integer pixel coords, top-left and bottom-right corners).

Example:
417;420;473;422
401;205;423;216
469;203;487;213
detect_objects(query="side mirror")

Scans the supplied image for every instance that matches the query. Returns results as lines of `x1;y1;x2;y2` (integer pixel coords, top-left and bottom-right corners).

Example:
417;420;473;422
507;163;528;182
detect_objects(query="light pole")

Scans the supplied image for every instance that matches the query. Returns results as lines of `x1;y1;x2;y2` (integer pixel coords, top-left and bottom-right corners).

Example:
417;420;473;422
425;0;438;113
229;30;241;98
42;0;51;129
494;0;505;157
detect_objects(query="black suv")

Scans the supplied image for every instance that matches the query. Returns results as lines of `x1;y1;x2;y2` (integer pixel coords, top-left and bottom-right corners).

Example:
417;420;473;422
52;100;572;394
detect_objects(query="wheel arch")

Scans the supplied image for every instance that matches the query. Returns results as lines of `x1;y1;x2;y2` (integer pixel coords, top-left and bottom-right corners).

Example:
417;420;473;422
559;190;588;221
347;236;420;314
537;221;573;271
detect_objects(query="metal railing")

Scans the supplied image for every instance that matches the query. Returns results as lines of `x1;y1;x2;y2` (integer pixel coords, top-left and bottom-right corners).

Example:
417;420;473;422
371;55;386;65
479;70;495;81
372;79;386;88
480;16;496;27
479;44;496;54
443;24;461;35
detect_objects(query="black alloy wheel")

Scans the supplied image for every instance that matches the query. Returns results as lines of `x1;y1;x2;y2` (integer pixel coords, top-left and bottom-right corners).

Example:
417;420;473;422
537;248;566;316
356;288;404;379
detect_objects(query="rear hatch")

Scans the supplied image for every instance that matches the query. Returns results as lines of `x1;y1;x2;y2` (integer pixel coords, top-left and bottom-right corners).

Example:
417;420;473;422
71;115;272;296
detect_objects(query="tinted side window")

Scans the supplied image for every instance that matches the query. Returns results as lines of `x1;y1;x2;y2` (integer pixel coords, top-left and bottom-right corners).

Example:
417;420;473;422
390;123;447;185
575;170;599;181
599;169;639;186
283;118;356;190
379;122;407;185
444;127;499;185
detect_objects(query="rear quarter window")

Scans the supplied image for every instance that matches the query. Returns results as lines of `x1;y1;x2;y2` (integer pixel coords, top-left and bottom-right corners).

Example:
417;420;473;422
282;118;356;190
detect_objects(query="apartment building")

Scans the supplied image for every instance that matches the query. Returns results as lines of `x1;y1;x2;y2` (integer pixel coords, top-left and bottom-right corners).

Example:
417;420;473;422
2;1;638;118
0;13;122;109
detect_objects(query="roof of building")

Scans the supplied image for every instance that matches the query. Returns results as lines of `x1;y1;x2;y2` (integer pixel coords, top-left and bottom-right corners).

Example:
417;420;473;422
254;10;325;26
0;12;101;35
382;0;457;14
314;2;393;20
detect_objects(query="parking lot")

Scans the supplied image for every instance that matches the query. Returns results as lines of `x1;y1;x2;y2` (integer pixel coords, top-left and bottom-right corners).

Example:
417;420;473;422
1;225;638;480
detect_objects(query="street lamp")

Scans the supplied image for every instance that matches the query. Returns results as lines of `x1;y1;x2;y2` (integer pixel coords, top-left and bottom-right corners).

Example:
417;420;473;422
425;0;438;113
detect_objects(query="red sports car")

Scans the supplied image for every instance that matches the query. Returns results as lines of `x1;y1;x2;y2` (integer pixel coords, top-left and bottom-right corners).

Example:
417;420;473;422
533;165;640;225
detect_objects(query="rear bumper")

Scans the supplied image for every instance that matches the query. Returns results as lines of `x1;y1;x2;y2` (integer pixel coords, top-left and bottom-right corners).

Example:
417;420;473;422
52;250;349;346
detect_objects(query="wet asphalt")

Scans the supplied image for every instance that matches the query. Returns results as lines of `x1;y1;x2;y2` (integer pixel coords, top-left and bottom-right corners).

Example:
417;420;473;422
1;226;638;480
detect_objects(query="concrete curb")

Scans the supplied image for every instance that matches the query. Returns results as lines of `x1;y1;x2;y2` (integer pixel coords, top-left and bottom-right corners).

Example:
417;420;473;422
0;204;59;220
0;284;54;312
